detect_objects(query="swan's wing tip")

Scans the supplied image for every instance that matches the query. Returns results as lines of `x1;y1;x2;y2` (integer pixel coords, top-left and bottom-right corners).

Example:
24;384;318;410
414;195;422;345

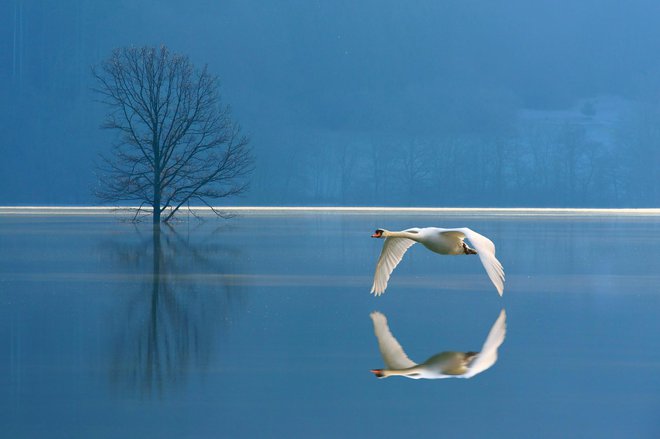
370;311;385;321
371;312;417;370
464;309;507;378
484;262;505;296
478;249;505;296
460;228;505;296
371;237;416;297
370;286;385;296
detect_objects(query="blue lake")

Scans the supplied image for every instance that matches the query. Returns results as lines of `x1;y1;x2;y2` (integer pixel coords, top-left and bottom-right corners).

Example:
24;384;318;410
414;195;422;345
1;211;659;438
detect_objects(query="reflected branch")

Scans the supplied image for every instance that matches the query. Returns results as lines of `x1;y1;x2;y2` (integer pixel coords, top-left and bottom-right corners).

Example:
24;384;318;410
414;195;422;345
103;224;246;397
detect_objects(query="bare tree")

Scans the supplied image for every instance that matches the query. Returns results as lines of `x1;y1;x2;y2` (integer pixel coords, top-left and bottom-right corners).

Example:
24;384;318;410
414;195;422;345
93;45;253;223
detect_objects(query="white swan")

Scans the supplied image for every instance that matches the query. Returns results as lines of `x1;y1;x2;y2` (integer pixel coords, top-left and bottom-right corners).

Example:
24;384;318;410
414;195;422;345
370;309;507;379
370;227;504;296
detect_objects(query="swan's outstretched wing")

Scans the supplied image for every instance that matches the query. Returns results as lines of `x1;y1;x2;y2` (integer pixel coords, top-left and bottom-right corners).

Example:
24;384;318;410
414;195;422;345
370;312;417;369
454;227;505;296
371;237;416;295
463;309;507;378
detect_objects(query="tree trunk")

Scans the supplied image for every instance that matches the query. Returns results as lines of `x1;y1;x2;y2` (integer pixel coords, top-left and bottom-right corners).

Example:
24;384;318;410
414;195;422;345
153;176;161;223
153;135;161;223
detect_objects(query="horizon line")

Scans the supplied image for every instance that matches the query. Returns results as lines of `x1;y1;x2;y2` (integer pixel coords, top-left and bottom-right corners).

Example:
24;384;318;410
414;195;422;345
1;206;659;216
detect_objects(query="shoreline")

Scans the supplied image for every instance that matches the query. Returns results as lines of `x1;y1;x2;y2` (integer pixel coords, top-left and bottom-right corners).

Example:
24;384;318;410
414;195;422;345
1;206;659;217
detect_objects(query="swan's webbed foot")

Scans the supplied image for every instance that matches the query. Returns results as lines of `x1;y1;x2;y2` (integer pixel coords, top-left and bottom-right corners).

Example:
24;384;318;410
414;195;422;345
462;242;477;255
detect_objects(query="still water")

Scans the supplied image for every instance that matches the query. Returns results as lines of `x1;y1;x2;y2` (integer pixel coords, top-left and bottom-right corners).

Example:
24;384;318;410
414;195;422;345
1;211;659;438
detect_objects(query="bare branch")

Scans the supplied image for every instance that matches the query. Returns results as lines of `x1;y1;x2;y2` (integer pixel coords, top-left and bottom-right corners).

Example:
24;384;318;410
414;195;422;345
93;45;253;223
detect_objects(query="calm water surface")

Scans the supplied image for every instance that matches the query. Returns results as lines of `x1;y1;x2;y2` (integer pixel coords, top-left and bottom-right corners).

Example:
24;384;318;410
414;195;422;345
1;212;659;438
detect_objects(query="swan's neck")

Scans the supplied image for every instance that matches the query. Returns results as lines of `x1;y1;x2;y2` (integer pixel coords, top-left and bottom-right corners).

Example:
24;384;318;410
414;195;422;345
382;230;420;241
380;366;424;379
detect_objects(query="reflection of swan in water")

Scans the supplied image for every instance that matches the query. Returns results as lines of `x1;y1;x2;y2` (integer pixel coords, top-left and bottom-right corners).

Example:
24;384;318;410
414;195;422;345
370;227;505;296
370;309;506;379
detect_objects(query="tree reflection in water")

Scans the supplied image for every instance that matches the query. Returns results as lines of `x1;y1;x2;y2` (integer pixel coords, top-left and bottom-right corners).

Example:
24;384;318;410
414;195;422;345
104;223;245;397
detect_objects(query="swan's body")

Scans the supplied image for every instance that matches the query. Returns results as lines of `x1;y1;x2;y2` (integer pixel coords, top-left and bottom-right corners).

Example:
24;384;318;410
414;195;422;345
370;227;505;296
370;310;507;379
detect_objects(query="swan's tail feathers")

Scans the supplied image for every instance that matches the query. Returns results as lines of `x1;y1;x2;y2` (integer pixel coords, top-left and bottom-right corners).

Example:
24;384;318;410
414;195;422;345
370;369;386;378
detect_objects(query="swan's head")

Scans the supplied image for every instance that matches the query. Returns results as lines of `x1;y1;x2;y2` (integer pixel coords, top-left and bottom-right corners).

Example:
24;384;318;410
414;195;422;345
371;229;385;238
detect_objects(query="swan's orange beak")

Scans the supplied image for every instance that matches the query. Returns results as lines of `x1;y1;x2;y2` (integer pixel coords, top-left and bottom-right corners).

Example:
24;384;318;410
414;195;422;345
371;230;383;238
370;369;385;378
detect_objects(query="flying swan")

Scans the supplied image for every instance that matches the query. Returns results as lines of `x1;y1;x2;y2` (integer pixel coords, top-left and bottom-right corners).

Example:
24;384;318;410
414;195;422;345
370;309;507;379
370;227;504;296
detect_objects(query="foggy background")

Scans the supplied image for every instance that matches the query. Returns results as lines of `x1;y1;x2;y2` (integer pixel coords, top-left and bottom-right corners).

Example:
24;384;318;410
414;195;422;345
2;0;660;207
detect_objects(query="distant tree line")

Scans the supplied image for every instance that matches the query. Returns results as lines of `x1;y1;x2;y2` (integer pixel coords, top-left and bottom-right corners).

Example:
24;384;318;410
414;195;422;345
250;114;638;207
